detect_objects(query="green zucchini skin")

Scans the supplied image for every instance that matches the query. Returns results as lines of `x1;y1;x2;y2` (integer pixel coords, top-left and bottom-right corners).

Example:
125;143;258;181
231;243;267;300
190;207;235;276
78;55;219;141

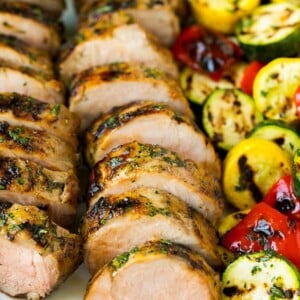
202;88;263;151
293;148;300;198
236;3;300;62
222;251;300;299
248;120;300;157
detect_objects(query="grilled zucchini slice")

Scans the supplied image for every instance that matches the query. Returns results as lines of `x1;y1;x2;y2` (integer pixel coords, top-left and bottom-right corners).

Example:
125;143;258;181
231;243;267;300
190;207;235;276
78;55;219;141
202;89;263;150
248;120;300;157
293;148;300;197
236;3;300;62
222;251;300;299
253;57;300;123
223;137;292;210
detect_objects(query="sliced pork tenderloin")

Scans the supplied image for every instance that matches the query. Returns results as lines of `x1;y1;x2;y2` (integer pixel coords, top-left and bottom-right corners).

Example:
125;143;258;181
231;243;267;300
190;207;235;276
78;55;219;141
84;241;221;300
0;157;79;227
0;121;78;172
2;0;65;16
79;0;180;47
0;2;60;54
59;11;178;83
0;34;54;79
85;101;220;178
0;202;82;298
69;63;193;131
0;66;64;104
82;187;221;275
0;93;80;148
87;142;224;226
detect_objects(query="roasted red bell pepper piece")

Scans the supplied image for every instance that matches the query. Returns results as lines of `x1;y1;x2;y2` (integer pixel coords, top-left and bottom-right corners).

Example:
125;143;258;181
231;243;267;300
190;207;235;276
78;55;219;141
293;86;300;117
222;202;300;269
263;175;300;222
173;25;242;81
240;61;264;95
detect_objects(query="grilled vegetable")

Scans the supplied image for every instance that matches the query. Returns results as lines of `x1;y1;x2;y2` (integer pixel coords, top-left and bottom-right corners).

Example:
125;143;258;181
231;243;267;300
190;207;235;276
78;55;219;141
253;57;300;123
264;175;300;222
293;149;300;197
202;88;263;150
248;120;300;157
236;3;300;62
240;61;264;95
222;251;300;299
173;25;242;81
222;202;300;269
218;209;250;237
189;0;259;34
223;137;292;210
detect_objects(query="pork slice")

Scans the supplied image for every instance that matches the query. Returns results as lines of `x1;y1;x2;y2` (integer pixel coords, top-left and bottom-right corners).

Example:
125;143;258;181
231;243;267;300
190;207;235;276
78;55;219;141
0;121;78;172
59;12;178;83
82;187;221;275
84;241;221;300
69;63;192;131
0;93;79;148
0;157;79;227
88;142;224;226
85;101;220;178
0;2;60;54
0;67;64;104
0;34;54;79
80;0;180;47
2;0;65;15
0;203;82;298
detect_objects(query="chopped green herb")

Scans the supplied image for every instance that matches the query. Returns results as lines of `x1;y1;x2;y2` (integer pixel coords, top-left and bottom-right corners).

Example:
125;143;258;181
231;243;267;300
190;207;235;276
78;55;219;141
51;104;60;116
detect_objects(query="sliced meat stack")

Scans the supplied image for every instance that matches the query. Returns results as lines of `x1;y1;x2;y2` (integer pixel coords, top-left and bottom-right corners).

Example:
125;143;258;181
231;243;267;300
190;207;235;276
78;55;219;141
82;187;222;275
0;2;82;298
85;241;220;300
0;202;81;299
62;0;223;299
69;62;193;131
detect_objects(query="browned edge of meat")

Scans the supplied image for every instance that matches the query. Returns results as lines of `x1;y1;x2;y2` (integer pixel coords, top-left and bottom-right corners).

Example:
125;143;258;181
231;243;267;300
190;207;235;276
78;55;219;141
0;121;78;172
69;63;193;131
79;0;180;47
0;202;82;299
59;11;178;83
85;101;221;178
0;157;79;227
2;0;65;16
87;141;224;226
84;240;221;300
0;93;80;148
0;2;61;54
0;66;65;105
0;34;54;79
82;187;222;275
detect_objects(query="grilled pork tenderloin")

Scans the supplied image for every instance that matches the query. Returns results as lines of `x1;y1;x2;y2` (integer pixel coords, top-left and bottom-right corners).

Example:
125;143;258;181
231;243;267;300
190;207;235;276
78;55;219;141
82;187;221;275
0;66;64;104
0;93;80;148
0;121;78;172
79;0;180;47
87;141;224;226
0;202;82;298
0;34;54;79
0;157;79;227
84;240;221;300
85;101;221;178
59;11;178;83
69;63;193;131
0;2;60;54
1;0;65;16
